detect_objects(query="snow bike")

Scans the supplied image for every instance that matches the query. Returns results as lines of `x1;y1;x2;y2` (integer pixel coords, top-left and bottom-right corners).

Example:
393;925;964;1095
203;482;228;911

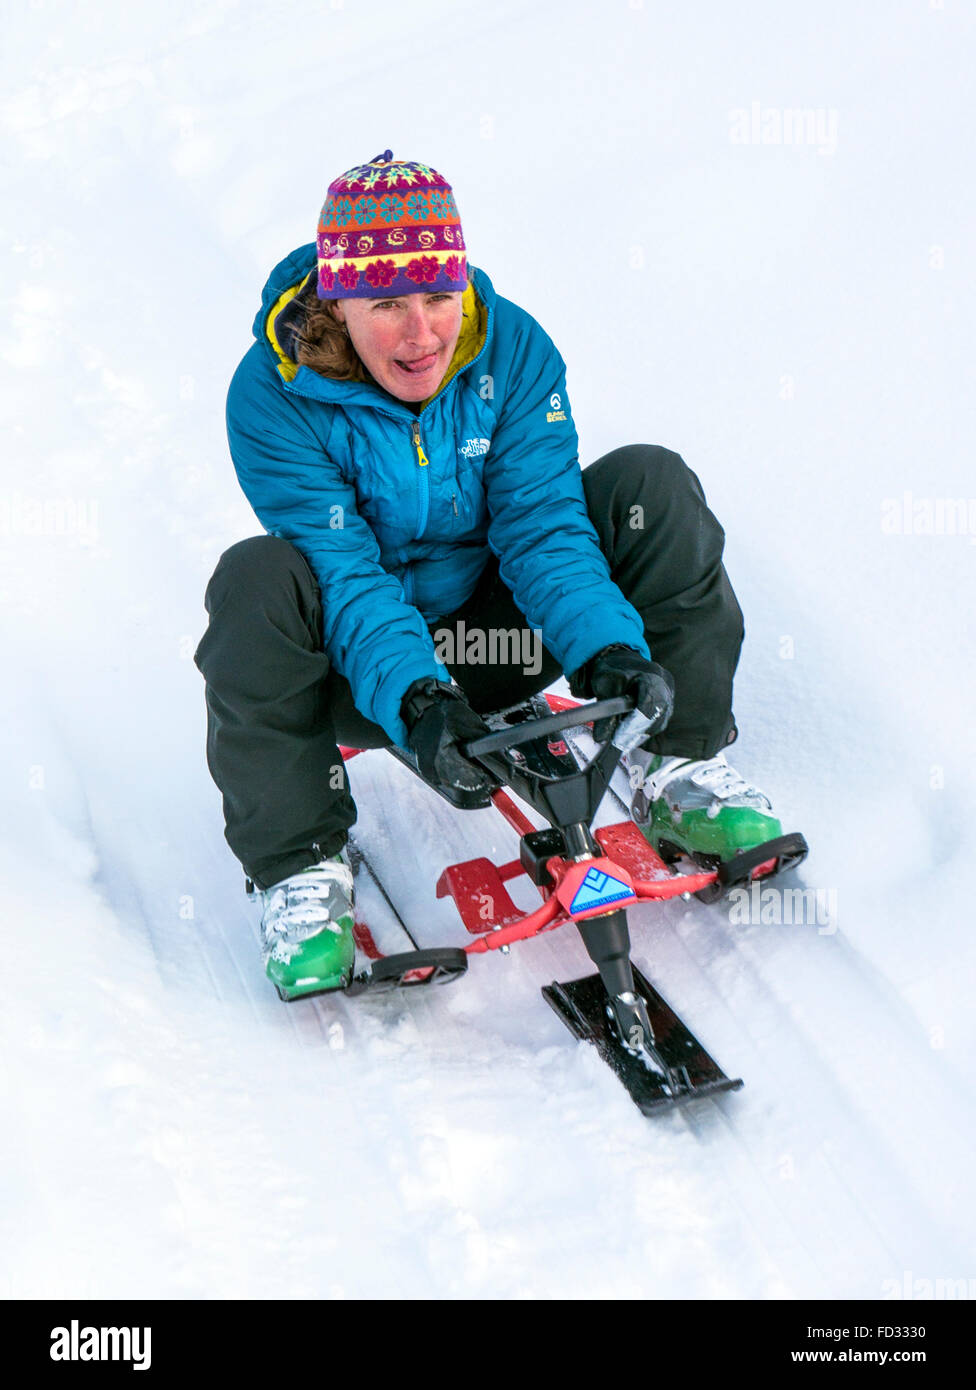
335;694;808;1116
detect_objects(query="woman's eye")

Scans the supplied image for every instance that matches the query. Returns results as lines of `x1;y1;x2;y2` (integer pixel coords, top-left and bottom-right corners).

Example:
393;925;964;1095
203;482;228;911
372;295;450;311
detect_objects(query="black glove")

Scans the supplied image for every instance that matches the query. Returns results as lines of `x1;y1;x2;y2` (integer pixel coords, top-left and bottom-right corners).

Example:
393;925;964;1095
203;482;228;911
401;679;493;794
569;644;674;741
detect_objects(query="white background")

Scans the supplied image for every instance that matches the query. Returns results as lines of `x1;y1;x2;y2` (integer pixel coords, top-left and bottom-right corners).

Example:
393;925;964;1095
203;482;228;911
2;0;974;1299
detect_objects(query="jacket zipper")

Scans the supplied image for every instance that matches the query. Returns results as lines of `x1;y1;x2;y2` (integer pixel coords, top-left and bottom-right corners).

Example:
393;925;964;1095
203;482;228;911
405;288;497;535
412;420;430;539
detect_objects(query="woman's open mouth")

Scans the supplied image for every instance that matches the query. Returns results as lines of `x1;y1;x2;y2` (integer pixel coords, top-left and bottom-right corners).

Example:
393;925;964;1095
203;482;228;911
394;353;438;376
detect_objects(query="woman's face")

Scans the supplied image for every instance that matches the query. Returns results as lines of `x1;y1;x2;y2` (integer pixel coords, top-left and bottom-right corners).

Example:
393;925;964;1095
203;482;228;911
332;291;464;402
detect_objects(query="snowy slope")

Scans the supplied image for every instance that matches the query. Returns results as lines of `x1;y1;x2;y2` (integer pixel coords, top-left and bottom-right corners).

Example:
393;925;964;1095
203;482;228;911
2;0;975;1300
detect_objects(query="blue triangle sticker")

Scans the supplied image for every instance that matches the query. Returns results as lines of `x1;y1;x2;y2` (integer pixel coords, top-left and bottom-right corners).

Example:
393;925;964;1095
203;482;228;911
570;866;633;914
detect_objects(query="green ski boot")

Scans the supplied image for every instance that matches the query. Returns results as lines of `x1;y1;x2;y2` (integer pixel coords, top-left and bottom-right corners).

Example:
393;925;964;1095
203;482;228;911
630;751;782;865
258;851;355;1000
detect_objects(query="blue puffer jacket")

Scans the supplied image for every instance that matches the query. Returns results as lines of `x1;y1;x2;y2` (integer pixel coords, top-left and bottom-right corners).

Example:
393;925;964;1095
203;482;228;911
226;243;649;747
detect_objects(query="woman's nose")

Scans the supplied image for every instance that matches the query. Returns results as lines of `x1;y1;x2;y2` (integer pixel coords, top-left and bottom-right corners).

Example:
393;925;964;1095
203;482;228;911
403;305;437;341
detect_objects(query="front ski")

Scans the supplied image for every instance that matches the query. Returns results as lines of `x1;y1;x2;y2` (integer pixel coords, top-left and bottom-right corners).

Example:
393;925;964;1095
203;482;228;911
542;965;743;1114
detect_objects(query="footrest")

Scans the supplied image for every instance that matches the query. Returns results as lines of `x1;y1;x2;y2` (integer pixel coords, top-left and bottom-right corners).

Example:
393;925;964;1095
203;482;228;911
436;857;526;932
716;832;809;889
594;821;675;882
346;948;468;995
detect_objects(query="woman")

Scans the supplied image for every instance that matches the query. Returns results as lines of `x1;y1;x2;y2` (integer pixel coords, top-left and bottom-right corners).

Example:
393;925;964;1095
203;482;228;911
195;150;782;1000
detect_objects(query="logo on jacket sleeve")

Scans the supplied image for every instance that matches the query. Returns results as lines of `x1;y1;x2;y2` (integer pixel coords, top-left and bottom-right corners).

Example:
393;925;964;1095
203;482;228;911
547;392;567;423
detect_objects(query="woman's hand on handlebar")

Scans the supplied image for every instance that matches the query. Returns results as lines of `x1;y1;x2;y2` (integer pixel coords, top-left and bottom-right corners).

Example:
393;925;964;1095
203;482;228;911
401;679;494;794
569;645;674;741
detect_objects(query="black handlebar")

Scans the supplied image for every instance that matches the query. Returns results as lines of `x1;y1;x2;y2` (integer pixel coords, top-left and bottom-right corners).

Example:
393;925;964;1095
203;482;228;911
461;696;634;758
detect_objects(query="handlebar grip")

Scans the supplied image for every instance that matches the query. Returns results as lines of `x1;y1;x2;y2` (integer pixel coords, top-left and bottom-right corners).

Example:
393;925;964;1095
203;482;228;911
611;709;656;755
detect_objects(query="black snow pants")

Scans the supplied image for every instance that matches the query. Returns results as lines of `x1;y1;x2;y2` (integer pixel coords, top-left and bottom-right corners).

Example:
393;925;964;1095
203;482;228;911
194;444;744;889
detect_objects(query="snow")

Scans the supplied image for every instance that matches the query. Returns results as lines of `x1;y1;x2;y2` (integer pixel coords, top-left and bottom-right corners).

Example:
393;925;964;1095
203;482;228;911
2;0;975;1300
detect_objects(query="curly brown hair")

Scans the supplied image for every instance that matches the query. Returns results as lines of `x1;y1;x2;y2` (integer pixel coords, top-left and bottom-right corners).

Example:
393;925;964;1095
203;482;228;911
293;296;374;384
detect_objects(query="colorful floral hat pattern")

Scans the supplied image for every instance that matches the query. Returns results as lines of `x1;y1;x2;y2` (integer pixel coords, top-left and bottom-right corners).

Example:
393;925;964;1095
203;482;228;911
316;150;468;300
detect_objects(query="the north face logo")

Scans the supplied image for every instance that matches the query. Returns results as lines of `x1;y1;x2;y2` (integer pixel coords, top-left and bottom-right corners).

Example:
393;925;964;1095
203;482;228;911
459;437;490;458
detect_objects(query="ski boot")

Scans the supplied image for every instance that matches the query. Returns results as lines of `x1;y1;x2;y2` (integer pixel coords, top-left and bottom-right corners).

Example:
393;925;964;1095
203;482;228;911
257;851;355;1000
629;751;805;900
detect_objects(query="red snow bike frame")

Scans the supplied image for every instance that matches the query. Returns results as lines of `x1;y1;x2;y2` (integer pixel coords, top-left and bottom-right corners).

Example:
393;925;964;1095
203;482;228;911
340;694;808;1109
340;693;798;983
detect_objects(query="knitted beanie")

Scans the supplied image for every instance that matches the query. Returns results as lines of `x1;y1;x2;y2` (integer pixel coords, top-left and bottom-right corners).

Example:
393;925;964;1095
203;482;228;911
316;150;467;300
